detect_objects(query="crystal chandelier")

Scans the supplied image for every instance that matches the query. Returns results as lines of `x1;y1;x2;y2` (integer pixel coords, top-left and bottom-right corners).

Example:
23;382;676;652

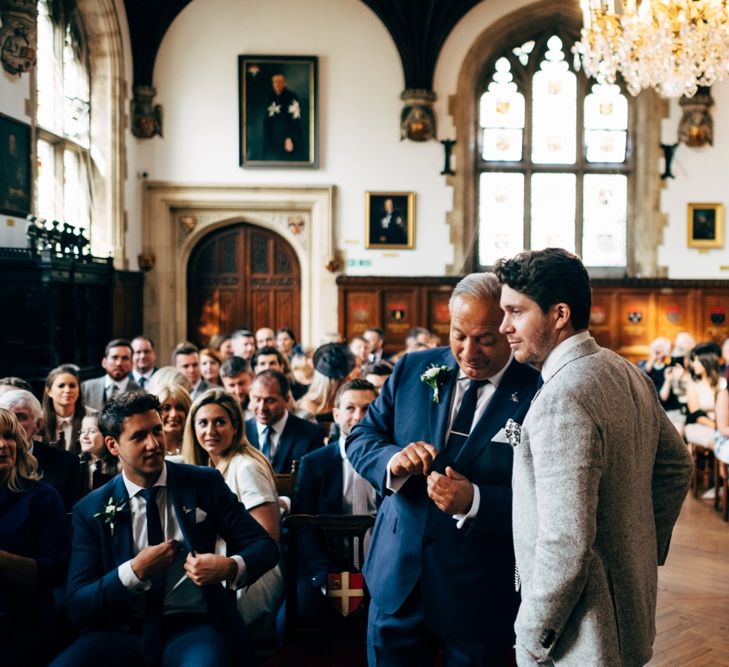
575;0;729;98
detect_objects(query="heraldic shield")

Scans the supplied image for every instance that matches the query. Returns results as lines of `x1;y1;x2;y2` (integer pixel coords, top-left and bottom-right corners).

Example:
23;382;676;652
327;572;365;616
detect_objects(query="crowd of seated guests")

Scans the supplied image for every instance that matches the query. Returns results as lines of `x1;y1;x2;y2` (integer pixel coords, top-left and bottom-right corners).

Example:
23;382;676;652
640;331;729;500
0;324;437;665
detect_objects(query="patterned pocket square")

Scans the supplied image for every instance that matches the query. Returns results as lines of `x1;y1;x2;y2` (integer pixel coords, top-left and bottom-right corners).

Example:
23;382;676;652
504;419;521;448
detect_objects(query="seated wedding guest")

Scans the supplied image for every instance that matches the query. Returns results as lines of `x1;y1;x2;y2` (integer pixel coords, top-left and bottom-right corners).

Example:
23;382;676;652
246;370;323;473
0;407;70;667
0;390;80;512
148;383;192;462
252;346;286;374
42;364;95;451
721;337;729;375
50;392;279;667
404;326;433;352
349;336;371;369
172;342;211;400
276;327;302;361
296;343;358;430
220;356;254;417
364;360;394;392
291;379;378;625
78;413;118;496
364;327;388;364
289;353;313;390
209;334;234;360
685;347;725;449
82;339;142;411
232;329;256;361
182;389;284;632
255;327;276;350
200;348;223;386
130;336;158;389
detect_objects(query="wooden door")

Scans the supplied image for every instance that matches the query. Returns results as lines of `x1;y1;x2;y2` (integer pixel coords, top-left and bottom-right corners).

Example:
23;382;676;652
187;224;301;346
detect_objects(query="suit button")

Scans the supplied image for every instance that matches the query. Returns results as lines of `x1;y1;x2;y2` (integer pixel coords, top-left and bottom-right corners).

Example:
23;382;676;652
422;537;434;546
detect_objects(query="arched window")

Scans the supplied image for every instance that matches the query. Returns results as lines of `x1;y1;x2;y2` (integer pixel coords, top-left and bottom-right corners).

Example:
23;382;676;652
36;0;92;235
475;26;632;271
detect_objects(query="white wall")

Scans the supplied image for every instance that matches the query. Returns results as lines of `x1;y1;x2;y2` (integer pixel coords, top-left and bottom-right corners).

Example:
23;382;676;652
658;81;729;278
134;0;453;275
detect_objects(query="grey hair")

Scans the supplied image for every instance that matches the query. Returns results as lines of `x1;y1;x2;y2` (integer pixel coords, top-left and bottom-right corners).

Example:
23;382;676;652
0;389;43;420
449;272;502;310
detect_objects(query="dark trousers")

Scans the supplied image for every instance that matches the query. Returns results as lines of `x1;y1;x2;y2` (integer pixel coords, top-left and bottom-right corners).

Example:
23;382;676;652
49;622;232;667
367;582;516;667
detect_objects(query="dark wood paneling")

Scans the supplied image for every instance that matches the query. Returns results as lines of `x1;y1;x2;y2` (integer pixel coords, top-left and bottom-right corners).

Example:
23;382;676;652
112;270;144;340
338;276;729;360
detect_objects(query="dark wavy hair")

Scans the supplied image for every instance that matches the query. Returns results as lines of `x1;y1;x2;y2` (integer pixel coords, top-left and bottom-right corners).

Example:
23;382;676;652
99;391;161;441
42;364;87;453
494;247;592;330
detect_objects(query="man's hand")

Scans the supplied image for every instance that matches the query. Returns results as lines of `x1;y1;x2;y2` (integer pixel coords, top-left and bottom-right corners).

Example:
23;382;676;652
389;441;437;478
284;138;294;153
184;552;237;587
427;466;474;515
130;540;179;581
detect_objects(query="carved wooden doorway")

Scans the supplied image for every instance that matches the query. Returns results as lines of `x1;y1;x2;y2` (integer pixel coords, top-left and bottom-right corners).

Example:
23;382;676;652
187;223;301;346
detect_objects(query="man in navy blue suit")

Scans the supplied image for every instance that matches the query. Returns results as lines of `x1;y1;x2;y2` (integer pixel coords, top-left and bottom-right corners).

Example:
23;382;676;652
245;370;323;474
51;392;279;667
347;273;539;666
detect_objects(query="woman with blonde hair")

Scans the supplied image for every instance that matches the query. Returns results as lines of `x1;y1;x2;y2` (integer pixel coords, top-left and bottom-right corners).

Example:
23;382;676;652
182;388;283;630
0;408;70;666
149;383;192;461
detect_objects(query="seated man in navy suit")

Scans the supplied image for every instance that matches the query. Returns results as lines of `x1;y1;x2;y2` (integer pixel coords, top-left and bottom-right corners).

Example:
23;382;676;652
245;370;323;474
51;392;279;667
347;272;539;666
292;378;378;623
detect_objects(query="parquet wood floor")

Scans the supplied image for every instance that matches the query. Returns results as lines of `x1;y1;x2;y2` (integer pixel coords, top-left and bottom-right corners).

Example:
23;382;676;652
649;495;729;666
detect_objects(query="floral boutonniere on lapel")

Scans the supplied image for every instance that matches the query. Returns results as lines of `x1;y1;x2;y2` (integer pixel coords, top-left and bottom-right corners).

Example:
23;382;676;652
93;496;128;536
504;418;522;448
420;364;451;404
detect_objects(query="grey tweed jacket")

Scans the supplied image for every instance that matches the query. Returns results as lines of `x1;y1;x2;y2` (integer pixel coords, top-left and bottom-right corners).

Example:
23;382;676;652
512;336;691;667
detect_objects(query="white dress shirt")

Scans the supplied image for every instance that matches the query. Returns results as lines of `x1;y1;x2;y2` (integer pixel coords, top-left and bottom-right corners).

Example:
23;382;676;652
339;436;377;514
256;411;289;459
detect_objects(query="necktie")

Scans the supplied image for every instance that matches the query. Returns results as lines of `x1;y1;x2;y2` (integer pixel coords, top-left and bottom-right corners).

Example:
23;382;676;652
261;425;272;460
107;383;119;402
140;487;164;661
350;469;372;569
446;379;489;454
138;376;147;389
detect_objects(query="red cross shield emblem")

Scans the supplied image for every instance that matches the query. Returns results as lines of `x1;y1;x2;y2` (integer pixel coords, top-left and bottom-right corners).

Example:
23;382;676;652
327;572;364;617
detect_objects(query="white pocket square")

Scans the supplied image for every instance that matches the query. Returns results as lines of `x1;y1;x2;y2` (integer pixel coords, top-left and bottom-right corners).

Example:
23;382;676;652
492;428;510;444
195;508;208;523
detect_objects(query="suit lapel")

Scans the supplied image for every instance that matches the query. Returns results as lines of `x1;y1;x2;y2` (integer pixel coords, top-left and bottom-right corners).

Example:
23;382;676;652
273;420;294;471
428;352;459;453
106;475;134;566
165;464;196;552
455;361;533;470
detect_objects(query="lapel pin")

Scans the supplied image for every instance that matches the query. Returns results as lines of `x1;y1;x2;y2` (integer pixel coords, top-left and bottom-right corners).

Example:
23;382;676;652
182;506;193;515
510;392;519;403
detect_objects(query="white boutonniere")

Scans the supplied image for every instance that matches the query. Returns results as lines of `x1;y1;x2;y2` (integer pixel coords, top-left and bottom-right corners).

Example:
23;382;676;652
93;496;128;536
510;392;519;403
182;506;193;515
504;418;522;448
420;364;451;404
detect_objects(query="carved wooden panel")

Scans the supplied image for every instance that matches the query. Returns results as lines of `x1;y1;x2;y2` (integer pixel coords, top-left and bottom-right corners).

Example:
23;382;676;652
382;290;419;346
655;290;694;343
700;291;729;344
187;224;301;346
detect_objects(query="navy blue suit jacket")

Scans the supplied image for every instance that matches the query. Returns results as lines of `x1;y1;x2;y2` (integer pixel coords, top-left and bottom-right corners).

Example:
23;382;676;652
293;444;345;516
245;412;324;474
65;462;279;659
347;348;538;640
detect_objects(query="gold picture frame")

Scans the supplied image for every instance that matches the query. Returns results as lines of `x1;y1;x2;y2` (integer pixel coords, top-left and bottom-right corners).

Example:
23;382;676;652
687;202;724;249
365;192;415;249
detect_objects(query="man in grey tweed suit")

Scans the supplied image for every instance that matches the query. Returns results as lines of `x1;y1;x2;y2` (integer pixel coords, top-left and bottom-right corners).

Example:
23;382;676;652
495;248;692;667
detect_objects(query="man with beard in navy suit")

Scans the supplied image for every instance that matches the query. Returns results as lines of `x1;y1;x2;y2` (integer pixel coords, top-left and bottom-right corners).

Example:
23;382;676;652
347;273;539;666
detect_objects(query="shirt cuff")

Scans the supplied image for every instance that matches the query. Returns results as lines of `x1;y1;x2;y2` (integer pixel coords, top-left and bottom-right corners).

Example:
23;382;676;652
230;555;247;589
452;483;480;529
118;560;152;592
385;452;410;493
279;495;292;515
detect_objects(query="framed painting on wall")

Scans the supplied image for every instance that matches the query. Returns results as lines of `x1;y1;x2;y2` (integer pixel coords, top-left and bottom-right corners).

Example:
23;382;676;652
0;113;31;216
239;55;318;168
687;202;724;249
365;192;415;249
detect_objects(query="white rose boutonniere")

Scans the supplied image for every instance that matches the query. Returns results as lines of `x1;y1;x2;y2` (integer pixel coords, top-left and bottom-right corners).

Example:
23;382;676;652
420;364;451;404
93;496;128;536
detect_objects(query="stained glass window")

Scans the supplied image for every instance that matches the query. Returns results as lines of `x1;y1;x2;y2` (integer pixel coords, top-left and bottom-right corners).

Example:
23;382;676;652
477;28;631;269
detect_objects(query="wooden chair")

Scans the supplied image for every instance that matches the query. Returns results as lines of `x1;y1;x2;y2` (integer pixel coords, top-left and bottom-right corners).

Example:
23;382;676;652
688;442;714;498
274;460;299;498
262;514;375;667
714;457;729;521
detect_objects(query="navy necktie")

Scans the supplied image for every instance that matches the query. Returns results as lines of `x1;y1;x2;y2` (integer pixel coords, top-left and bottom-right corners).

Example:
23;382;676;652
138;375;147;389
261;425;272;460
445;379;489;457
140;487;164;661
